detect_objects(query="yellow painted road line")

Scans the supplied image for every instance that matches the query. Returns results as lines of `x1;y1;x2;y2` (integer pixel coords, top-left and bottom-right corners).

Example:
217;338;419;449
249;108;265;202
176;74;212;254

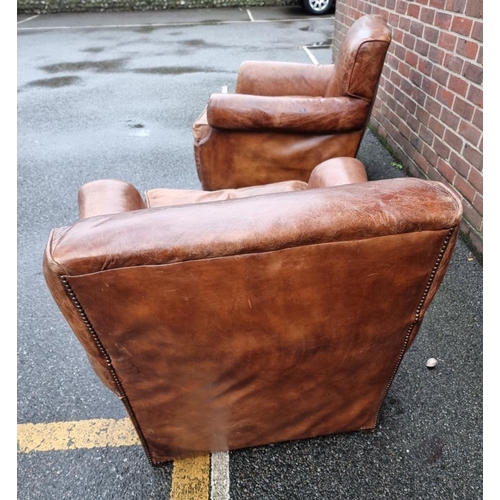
170;454;211;500
18;418;226;499
17;417;140;453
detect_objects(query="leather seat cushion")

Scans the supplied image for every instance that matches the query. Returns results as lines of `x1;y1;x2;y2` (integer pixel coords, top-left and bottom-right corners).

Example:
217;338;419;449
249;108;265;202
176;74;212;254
145;180;307;208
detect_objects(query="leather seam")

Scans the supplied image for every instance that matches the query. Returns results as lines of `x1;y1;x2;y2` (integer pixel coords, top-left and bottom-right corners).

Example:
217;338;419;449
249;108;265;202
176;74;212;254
371;226;456;427
347;40;390;102
194;125;212;146
59;228;460;275
60;276;155;467
59;227;456;463
46;228;70;276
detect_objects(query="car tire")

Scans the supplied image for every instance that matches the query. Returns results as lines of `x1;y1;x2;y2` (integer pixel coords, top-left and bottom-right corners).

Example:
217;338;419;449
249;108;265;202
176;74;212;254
302;0;335;15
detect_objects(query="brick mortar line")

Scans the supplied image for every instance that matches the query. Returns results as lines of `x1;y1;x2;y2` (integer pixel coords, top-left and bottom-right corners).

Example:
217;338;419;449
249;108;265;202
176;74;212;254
340;0;483;18
425;103;481;160
340;8;483;44
382;102;481;185
390;38;482;66
459;210;483;238
396;10;483;23
375;117;482;222
380;66;483;154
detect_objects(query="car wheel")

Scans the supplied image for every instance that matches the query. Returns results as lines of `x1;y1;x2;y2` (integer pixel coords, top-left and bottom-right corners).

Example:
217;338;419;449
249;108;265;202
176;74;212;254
302;0;335;15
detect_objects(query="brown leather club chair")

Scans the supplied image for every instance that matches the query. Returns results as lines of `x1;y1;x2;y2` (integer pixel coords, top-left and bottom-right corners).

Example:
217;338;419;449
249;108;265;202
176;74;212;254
43;158;462;466
192;14;392;191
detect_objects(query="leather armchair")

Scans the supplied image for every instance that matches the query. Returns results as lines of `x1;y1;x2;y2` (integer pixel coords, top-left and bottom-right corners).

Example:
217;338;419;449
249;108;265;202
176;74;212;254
193;14;392;190
43;158;462;466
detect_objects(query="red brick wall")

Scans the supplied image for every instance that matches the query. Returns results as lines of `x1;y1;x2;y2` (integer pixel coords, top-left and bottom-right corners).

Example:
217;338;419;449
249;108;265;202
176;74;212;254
332;0;483;254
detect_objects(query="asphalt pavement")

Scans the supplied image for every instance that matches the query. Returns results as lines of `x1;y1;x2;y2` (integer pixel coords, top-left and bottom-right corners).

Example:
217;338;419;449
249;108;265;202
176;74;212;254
17;7;483;499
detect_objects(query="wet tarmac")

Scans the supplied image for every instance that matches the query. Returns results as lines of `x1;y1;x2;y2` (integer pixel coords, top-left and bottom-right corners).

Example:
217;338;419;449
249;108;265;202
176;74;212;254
17;7;483;499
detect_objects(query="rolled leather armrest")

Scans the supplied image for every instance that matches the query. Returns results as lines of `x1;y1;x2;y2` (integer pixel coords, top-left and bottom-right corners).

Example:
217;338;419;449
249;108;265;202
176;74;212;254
307;158;368;188
206;94;370;133
45;178;462;277
78;179;146;220
235;61;334;97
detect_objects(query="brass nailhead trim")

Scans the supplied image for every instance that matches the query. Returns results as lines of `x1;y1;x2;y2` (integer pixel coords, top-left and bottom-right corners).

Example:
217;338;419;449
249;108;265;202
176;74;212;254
60;276;155;466
372;227;455;426
60;227;455;459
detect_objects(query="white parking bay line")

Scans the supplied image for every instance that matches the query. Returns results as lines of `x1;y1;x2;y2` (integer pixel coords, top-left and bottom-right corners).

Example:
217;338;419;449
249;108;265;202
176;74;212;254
19;418;229;499
17;15;39;25
168;451;230;500
211;452;230;500
246;9;255;22
302;46;319;65
17;16;331;31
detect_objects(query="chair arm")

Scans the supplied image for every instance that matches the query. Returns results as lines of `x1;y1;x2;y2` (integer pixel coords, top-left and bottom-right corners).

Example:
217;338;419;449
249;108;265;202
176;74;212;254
206;94;370;133
78;179;146;220
307;158;368;188
45;178;462;277
235;61;334;96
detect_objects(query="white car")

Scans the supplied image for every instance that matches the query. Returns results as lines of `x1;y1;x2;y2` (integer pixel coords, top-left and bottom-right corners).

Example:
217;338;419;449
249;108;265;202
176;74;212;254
301;0;335;15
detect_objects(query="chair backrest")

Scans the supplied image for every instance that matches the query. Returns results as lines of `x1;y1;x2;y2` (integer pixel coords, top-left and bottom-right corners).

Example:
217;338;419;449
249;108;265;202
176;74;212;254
325;15;392;100
43;177;462;465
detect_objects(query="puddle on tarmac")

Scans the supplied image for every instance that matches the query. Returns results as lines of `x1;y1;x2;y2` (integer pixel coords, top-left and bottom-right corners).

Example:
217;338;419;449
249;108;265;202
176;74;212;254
126;121;149;136
181;39;224;48
81;47;105;54
132;66;217;75
309;39;333;47
25;76;82;88
39;58;128;73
